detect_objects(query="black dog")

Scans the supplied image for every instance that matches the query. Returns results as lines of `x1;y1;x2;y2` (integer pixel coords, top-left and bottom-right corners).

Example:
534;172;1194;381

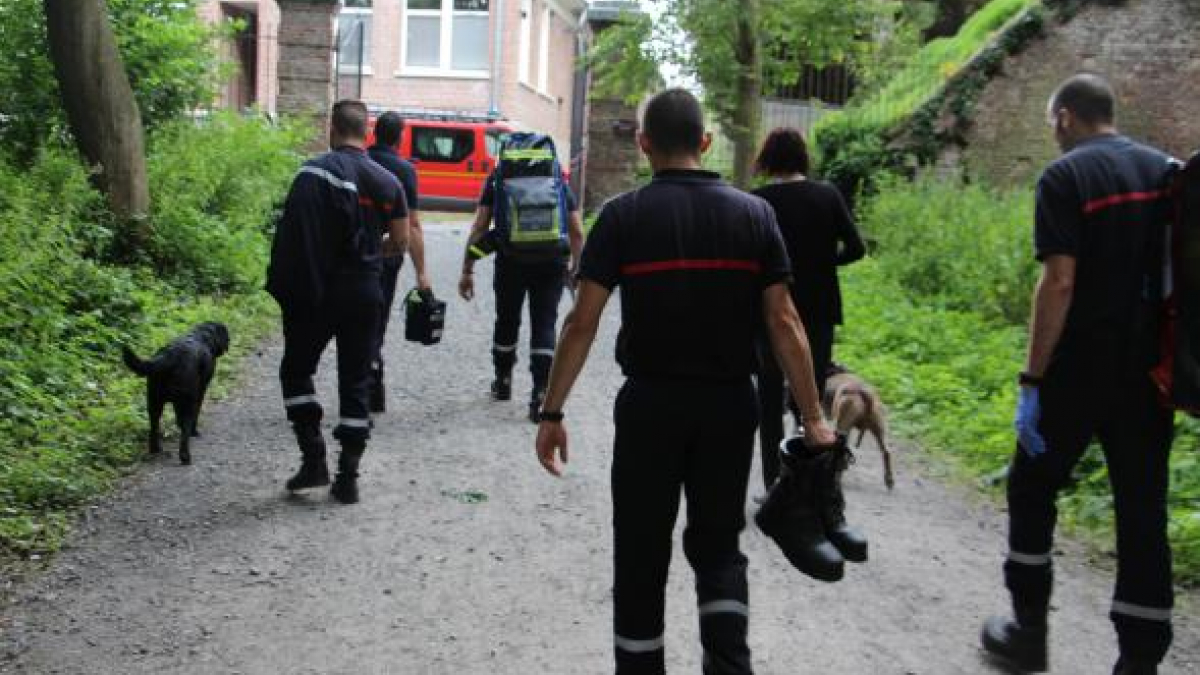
121;322;230;465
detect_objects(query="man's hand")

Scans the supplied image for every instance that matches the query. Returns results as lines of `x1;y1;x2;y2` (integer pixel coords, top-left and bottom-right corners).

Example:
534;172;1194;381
804;415;838;448
1015;385;1046;457
536;422;569;477
459;273;475;301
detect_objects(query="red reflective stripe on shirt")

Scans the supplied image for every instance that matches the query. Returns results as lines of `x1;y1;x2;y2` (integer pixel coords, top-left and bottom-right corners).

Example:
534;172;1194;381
358;196;394;212
620;259;762;276
1082;190;1169;215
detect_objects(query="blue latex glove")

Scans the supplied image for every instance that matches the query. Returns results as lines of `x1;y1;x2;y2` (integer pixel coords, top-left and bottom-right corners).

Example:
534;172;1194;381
1015;386;1046;457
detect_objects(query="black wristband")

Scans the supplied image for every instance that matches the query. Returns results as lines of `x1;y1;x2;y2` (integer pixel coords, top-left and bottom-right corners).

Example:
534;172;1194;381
538;410;565;423
1018;372;1043;387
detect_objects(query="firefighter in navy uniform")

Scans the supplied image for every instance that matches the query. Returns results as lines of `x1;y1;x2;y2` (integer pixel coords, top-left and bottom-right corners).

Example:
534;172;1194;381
266;100;409;505
367;111;431;413
981;75;1178;675
533;89;837;675
458;154;584;423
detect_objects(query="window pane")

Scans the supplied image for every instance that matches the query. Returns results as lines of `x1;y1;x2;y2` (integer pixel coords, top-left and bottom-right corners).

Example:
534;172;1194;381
344;0;372;8
338;14;370;68
408;0;440;9
411;127;476;163
454;0;489;10
485;131;504;159
451;14;489;71
406;16;441;67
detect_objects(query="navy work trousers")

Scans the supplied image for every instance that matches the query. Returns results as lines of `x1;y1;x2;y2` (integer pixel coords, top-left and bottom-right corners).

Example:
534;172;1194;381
612;377;759;675
279;285;381;445
1004;364;1175;663
491;255;566;390
755;321;835;490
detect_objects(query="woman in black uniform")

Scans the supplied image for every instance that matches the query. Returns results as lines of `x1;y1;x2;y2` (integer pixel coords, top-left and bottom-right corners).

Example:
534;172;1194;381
752;127;866;490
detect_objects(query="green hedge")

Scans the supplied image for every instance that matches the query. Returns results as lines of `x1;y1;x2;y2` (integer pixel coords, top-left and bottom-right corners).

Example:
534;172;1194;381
841;180;1200;584
0;114;303;557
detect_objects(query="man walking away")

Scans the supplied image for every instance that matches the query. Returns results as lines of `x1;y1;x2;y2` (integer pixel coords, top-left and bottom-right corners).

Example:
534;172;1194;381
458;139;584;423
266;100;409;504
981;74;1177;675
533;88;837;675
367;111;431;413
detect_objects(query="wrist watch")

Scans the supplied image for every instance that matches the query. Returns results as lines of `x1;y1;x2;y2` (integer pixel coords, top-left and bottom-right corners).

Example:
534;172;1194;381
538;410;565;423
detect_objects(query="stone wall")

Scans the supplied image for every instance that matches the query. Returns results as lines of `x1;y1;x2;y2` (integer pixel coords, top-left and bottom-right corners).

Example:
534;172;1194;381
277;0;338;149
961;0;1200;186
583;97;641;211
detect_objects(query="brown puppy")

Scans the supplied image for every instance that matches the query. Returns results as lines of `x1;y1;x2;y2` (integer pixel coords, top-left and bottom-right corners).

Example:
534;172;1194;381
823;364;894;490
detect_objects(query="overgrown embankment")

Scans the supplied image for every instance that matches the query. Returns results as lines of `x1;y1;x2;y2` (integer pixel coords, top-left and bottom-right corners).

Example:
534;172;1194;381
839;179;1200;583
0;115;303;559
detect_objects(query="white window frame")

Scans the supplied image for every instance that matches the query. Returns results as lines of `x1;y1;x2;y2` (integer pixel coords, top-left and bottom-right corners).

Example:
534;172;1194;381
337;1;373;75
536;5;550;94
399;0;491;78
517;0;533;85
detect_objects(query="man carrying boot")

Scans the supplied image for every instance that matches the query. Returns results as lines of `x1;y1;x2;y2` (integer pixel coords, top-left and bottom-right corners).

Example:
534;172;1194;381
981;74;1178;674
266;100;409;504
533;88;837;675
367;111;430;413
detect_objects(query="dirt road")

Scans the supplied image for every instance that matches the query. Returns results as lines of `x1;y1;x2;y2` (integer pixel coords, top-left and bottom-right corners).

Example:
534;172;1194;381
2;224;1198;674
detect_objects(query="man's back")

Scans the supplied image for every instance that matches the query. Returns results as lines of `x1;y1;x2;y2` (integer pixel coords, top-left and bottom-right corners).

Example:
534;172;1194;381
581;169;790;381
1036;135;1174;371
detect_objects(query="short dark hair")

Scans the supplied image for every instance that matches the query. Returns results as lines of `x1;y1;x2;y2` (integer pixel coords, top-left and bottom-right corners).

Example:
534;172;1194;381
640;88;706;156
754;127;810;176
331;99;370;140
374;111;404;147
1050;74;1116;125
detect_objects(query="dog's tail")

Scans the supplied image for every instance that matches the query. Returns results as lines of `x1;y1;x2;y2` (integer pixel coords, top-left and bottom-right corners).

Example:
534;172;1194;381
121;345;158;377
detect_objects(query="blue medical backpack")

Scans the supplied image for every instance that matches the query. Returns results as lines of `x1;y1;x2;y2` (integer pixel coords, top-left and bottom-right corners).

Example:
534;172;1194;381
492;133;570;262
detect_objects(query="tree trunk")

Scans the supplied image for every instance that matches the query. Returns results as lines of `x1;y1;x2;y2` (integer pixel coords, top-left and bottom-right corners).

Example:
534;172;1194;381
731;0;762;189
43;0;150;229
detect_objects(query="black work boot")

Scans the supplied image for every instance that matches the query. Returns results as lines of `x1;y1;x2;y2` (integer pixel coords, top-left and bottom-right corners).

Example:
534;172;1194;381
330;444;364;504
491;370;513;402
369;363;386;413
981;606;1048;673
816;439;868;562
754;437;844;582
1113;658;1157;675
528;385;546;425
285;424;330;491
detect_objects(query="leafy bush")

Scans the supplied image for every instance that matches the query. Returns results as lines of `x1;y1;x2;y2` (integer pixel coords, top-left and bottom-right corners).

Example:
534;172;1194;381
0;116;302;557
145;114;306;293
0;0;234;155
842;182;1200;584
860;175;1037;325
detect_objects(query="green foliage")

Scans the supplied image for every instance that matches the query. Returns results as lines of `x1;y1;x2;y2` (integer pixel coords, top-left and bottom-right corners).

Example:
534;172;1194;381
0;116;302;557
842;181;1200;585
861;175;1038;324
0;0;234;155
144;114;306;293
813;0;1043;194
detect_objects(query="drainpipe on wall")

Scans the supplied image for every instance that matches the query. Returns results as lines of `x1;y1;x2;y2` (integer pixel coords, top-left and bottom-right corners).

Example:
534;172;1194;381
489;0;505;118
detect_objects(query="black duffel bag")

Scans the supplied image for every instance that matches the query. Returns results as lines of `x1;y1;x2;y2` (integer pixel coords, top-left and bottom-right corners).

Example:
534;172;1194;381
404;288;446;346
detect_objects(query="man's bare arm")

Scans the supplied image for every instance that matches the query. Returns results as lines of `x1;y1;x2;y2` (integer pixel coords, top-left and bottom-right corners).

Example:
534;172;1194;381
1024;255;1076;377
406;210;430;289
762;283;835;446
567;210;585;271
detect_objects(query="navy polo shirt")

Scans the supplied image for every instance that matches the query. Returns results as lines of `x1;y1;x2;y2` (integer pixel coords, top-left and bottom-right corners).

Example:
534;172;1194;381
1034;134;1174;372
580;169;792;381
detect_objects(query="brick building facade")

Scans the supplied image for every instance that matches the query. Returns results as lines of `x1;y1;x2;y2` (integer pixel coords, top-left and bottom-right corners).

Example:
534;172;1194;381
202;0;585;158
958;0;1200;186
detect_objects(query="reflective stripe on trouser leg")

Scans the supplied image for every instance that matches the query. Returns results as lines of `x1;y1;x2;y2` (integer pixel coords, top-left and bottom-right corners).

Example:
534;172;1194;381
332;297;380;445
699;597;751;674
527;261;565;387
493;257;524;373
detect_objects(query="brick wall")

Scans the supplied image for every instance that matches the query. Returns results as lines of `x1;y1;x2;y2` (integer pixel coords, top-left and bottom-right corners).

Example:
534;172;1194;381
961;0;1200;186
352;0;581;156
277;0;338;146
583;97;641;211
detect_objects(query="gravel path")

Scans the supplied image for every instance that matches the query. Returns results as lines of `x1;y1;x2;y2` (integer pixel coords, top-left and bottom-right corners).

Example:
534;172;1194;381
1;222;1198;674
